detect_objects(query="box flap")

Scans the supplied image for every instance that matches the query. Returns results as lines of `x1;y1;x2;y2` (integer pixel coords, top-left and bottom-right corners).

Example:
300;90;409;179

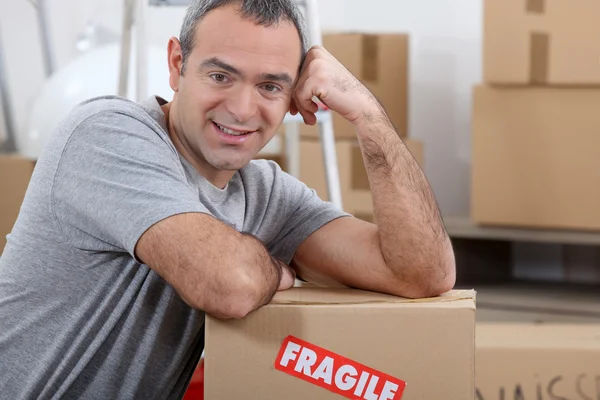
271;287;475;306
477;323;600;349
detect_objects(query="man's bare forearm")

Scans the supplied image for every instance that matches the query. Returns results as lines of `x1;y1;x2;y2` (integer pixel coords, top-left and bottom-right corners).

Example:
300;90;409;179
354;112;455;296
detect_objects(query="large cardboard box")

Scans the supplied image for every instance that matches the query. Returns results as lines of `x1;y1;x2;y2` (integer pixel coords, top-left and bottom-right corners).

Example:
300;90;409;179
476;324;600;400
471;85;600;230
484;0;600;85
300;138;423;222
204;287;476;399
302;33;408;139
474;283;600;324
475;284;600;399
0;155;35;254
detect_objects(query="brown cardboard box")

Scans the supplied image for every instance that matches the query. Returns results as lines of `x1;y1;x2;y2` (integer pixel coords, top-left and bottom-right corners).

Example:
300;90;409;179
301;33;409;138
475;284;600;399
476;324;600;400
471;85;600;230
474;283;600;323
0;155;35;254
204;287;476;399
300;138;424;222
484;0;600;85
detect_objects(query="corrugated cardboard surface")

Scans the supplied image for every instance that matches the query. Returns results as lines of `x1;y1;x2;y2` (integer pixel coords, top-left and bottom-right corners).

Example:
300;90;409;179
475;284;600;399
0;155;35;254
204;288;476;399
484;0;600;85
301;33;408;139
474;283;600;323
299;138;423;221
471;85;600;230
476;324;600;400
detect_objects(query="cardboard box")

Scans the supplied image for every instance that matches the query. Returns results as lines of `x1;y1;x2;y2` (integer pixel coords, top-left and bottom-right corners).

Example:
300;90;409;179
300;138;423;222
204;287;476;399
484;0;600;85
475;284;600;399
471;85;600;230
474;283;600;324
0;155;35;254
476;324;600;400
301;33;408;139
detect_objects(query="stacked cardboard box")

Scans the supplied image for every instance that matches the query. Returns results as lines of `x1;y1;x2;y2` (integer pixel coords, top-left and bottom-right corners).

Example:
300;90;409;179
204;285;476;399
298;33;424;222
0;155;35;254
472;0;600;230
474;284;600;398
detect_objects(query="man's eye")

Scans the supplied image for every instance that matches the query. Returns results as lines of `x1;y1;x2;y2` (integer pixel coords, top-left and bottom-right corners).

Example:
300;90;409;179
211;73;228;82
263;84;280;93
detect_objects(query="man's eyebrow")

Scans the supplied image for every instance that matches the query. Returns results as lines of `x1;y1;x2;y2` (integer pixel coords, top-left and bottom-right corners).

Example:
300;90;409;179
198;57;242;76
260;72;294;88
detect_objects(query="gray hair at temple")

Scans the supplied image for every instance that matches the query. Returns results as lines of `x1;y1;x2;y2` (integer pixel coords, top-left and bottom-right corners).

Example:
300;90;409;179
178;0;309;74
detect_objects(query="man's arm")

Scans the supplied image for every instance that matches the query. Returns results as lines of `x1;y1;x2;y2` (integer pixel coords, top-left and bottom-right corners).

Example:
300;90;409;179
290;46;455;298
135;213;296;319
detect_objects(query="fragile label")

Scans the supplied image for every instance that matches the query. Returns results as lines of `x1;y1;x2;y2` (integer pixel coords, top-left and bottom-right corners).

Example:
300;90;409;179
275;335;406;399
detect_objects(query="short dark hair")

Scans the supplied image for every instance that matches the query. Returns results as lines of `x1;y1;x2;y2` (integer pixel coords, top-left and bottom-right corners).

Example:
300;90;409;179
179;0;308;74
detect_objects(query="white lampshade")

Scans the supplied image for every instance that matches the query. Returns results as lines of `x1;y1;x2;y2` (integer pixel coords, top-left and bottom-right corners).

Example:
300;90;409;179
22;42;173;159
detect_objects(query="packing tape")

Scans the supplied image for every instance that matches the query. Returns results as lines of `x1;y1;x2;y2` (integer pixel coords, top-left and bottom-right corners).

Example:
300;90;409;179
273;288;476;306
530;32;550;84
362;35;379;82
526;0;545;14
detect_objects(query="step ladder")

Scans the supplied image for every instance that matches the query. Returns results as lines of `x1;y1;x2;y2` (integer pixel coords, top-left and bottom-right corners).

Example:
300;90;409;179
120;0;344;209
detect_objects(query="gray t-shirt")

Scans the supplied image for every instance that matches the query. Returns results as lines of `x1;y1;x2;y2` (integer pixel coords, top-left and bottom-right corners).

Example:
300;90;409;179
0;95;347;399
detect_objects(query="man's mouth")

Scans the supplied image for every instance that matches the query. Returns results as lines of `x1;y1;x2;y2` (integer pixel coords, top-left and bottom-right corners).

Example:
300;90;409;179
213;122;253;136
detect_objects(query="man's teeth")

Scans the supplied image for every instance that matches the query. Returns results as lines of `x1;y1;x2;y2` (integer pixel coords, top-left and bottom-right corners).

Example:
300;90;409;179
216;123;249;136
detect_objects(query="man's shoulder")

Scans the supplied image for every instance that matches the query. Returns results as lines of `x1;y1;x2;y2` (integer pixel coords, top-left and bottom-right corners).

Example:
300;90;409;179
68;95;153;124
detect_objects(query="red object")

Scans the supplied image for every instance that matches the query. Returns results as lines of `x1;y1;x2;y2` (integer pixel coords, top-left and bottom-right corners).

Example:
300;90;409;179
275;335;406;400
183;359;204;400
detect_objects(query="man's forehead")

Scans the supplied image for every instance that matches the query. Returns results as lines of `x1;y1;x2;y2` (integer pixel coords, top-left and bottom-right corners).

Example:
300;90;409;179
193;6;302;63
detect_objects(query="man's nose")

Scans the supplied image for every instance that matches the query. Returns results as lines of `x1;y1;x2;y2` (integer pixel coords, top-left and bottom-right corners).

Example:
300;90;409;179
226;85;259;124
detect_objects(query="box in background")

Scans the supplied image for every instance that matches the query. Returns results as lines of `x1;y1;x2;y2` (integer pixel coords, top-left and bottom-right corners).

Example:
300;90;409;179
204;287;476;400
484;0;600;85
474;283;600;399
471;85;600;231
475;283;600;324
0;155;35;254
477;324;600;400
300;138;423;222
300;33;408;139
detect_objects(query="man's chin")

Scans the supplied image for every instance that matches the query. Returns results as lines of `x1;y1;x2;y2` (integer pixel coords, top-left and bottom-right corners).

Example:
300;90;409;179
209;157;252;171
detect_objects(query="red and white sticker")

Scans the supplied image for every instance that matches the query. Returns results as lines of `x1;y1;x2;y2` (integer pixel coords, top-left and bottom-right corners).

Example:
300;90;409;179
275;335;406;400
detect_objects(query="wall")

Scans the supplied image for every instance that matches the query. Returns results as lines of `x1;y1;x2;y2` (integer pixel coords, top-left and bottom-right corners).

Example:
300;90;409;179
0;0;482;216
1;0;595;282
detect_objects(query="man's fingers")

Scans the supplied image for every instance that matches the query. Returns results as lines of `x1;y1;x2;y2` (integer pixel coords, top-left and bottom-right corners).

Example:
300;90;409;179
293;80;319;125
289;99;299;116
277;262;296;291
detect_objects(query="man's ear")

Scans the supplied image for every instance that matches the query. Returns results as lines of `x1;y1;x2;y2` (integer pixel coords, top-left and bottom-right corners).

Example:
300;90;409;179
167;37;183;92
289;98;299;116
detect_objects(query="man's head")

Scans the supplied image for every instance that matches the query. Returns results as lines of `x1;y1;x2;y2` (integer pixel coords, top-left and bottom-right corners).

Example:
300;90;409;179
165;0;308;185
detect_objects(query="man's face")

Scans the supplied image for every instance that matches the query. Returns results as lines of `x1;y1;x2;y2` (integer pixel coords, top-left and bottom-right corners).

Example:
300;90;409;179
169;4;302;173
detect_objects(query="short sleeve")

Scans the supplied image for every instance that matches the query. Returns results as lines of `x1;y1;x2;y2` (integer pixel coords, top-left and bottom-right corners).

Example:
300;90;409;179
265;165;350;264
51;111;209;258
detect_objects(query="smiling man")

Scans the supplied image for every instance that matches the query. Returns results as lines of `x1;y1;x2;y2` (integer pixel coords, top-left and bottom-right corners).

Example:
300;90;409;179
0;0;455;399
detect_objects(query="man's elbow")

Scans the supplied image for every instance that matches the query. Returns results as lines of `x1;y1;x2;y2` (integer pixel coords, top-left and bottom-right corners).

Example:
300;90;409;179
195;274;273;320
391;247;456;299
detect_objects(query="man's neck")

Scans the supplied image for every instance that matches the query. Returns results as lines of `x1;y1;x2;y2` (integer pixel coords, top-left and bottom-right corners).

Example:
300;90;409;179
161;102;235;189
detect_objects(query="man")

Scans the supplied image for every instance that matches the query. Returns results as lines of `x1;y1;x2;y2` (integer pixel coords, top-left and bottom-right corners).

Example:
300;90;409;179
0;0;455;398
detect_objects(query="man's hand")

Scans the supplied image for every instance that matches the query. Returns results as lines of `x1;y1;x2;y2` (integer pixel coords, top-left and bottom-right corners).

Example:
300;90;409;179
290;45;382;127
277;261;296;291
